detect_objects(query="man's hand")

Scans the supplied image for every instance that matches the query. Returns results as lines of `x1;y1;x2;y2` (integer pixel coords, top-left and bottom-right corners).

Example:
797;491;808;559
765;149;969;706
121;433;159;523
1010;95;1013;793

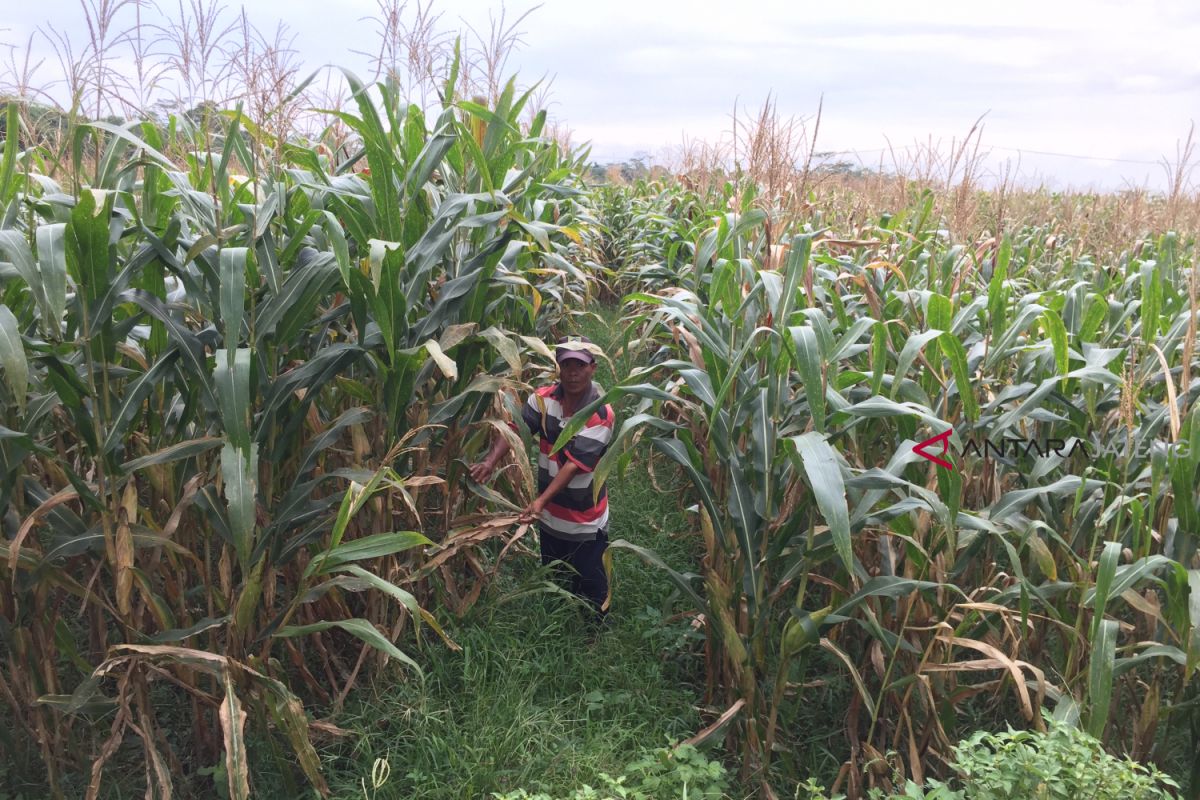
468;458;498;484
519;497;545;524
517;460;578;524
471;437;514;484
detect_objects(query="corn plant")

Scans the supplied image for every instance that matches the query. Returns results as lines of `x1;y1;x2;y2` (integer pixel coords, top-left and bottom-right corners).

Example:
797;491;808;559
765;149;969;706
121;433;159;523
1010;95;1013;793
0;58;597;797
596;180;1200;795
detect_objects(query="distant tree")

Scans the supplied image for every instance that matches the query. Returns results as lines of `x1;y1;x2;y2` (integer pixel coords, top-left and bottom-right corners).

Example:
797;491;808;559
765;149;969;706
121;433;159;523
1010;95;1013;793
587;157;662;185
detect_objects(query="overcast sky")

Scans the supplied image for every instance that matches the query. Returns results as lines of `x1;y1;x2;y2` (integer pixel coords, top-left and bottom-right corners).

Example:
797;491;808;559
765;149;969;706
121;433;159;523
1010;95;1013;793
4;0;1198;190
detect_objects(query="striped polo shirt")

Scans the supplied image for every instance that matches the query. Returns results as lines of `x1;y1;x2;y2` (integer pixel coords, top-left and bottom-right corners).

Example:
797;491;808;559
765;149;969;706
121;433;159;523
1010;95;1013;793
519;381;615;541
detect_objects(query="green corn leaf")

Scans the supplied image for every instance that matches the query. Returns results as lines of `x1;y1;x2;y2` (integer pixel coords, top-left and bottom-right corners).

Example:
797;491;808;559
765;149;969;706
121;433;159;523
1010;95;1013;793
405;125;455;198
219;247;248;348
591;413;679;503
1083;555;1174;610
214;348;252;452
938;331;978;422
845;396;949;433
831;575;946;617
679;368;717;408
653;436;728;550
148;616;232;644
102;350;180;454
1079;295;1107;343
710;327;775;429
304;531;433;578
988;302;1047;368
221;441;259;570
258;343;363;429
827;317;876;363
724;449;762;601
275;618;422;678
328;467;393;551
1141;262;1162;345
1114;643;1187;677
0;230;36;285
609;538;705;610
870;321;887;396
1113;642;1190;681
296;407;373;478
122;289;217;411
798;307;835;356
35;223;68;337
0;230;48;332
94;121;135;190
788;432;854;577
0;100;17;203
988;235;1011;340
1041;308;1069;380
336;564;422;628
989;376;1058;437
790;325;825;432
41;527;195;562
774;234;812;329
122;437;224;471
990;476;1104;523
321;210;351;288
453;117;494;192
1088;541;1122;641
86;120;178;169
0;304;27;413
551;382;677;455
1086;617;1118;738
891;329;942;398
461;476;524;512
67;189;113;311
926;292;952;333
254;250;338;345
749;388;776;516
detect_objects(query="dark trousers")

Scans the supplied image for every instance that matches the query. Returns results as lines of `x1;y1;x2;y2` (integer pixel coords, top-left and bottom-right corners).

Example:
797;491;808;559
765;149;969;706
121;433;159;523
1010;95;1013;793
539;527;609;620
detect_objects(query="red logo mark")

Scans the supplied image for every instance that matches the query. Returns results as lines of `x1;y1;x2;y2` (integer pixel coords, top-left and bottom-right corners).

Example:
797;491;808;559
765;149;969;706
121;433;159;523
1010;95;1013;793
913;429;954;470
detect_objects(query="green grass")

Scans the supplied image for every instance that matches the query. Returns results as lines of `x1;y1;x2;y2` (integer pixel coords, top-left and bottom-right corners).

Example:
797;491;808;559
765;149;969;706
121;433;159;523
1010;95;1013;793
315;566;705;799
251;302;727;800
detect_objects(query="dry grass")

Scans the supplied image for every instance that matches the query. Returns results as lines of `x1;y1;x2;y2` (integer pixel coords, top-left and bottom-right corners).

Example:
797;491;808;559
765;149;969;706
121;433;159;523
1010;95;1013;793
661;101;1200;253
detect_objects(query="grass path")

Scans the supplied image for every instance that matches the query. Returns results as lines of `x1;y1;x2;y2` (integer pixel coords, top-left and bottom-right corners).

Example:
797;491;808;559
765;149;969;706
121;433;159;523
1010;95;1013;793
312;302;721;799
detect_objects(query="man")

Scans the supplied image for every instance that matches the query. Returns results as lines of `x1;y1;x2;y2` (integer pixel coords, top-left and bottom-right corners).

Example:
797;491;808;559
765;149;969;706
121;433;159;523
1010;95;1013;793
469;335;615;624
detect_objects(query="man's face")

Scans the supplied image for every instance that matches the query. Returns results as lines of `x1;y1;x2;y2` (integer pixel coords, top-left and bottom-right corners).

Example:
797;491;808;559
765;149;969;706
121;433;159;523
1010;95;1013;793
557;358;596;392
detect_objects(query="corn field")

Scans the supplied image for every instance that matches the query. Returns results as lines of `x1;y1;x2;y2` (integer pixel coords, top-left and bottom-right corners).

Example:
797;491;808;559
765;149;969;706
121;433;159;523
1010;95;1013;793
2;55;1200;800
593;179;1200;796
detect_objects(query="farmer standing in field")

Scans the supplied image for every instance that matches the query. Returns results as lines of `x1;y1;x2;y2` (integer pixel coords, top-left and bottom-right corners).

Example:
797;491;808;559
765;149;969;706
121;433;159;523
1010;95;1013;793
469;336;615;625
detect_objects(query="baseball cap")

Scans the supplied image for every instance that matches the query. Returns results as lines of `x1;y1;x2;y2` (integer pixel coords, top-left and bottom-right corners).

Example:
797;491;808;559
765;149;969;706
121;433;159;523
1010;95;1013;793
554;335;602;365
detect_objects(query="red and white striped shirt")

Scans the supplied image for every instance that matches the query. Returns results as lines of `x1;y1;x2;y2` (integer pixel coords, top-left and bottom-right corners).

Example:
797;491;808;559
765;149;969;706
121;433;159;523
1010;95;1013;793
519;381;615;541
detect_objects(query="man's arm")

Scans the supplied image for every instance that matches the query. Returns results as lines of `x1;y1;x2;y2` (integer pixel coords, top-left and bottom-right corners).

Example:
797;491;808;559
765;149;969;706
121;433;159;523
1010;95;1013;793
469;436;512;483
471;392;541;483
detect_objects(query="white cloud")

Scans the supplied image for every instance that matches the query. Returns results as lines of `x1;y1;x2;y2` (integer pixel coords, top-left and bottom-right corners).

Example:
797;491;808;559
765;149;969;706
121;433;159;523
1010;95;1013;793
2;0;1197;189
